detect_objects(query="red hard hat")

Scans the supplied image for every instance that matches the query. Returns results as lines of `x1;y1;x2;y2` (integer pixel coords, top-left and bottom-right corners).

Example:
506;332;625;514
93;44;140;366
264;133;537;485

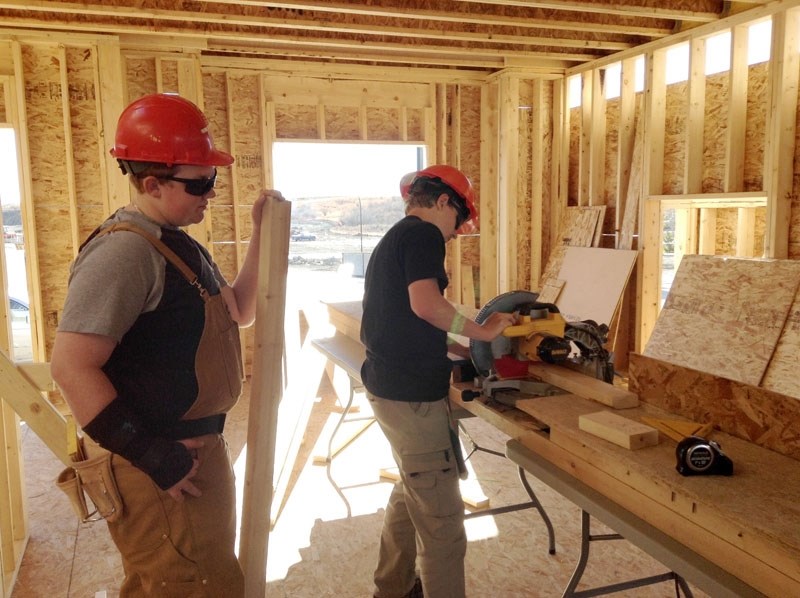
414;164;478;233
110;93;233;167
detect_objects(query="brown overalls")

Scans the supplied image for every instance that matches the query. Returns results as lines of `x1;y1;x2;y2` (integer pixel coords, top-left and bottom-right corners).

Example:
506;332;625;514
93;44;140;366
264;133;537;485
85;223;245;597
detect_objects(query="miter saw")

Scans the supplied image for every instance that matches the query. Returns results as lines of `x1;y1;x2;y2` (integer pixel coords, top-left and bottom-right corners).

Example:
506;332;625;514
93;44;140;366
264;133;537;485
464;290;615;403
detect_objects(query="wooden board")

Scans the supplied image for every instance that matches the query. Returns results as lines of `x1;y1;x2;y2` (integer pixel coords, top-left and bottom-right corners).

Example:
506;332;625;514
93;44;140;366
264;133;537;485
525;362;639;409
643;255;800;387
543;246;637;325
640;416;711;443
578;411;659;450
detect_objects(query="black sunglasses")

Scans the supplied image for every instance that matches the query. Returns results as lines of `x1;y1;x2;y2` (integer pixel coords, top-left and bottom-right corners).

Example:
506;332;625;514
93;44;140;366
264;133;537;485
161;169;217;197
449;198;471;229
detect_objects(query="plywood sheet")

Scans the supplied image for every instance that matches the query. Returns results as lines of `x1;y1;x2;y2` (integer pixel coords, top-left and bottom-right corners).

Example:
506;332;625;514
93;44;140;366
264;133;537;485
629;353;800;460
762;292;800;398
560;205;605;247
644;255;800;386
545;246;637;325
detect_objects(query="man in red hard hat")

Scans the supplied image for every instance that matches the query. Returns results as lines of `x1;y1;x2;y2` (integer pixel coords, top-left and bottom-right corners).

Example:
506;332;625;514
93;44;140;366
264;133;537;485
51;93;284;597
361;165;516;598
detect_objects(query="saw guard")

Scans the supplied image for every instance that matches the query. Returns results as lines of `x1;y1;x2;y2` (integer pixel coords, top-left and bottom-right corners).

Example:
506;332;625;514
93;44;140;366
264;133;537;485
470;290;539;377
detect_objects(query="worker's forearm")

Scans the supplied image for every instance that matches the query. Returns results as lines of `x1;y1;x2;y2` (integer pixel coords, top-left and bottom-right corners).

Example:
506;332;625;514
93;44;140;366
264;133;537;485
228;221;262;326
417;294;494;342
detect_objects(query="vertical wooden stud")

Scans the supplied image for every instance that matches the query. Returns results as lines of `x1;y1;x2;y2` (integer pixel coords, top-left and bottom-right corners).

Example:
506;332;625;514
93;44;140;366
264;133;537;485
530;79;544;290
579;71;592;206
479;81;498;304
616;58;636;248
551;78;568;254
225;72;244;271
239;198;291;598
764;8;800;259
636;50;666;352
94;40;127;215
498;74;520;292
590;68;606;207
58;45;80;255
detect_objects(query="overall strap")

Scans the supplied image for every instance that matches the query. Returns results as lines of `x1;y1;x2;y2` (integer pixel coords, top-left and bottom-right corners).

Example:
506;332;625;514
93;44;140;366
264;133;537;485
95;221;209;299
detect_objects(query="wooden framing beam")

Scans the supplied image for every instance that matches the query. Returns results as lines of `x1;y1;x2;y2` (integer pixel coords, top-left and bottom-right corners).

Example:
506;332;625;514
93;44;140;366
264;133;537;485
497;74;520;292
529;79;544;290
550;77;568;254
635;49;666;352
615;57;637;247
590;69;606;207
454;0;719;22
479;81;499;304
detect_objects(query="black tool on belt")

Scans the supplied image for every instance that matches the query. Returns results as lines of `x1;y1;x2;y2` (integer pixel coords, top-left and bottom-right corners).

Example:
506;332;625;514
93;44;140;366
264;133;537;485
164;414;226;440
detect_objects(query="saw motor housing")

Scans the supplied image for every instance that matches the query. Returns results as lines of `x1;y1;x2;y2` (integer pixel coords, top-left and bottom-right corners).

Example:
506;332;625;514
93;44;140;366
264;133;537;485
502;303;571;364
470;290;615;383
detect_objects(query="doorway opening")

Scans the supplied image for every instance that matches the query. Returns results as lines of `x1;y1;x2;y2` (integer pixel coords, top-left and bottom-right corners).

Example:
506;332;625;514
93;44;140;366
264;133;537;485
0;126;31;361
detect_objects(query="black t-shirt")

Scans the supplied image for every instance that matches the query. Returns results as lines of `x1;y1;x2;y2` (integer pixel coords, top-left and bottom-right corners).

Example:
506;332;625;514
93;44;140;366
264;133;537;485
360;216;451;401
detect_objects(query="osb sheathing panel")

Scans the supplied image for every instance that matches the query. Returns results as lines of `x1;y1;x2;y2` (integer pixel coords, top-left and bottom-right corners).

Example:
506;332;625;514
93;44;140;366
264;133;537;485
604;97;620;208
459;85;482;208
22;45;73;353
325;105;360;140
568;106;580;204
643;255;800;386
745;63;767;191
702;73;728;193
629;353;800;460
159;59;178;91
275;104;318;139
366;106;400;141
125;57;157;102
662;82;686;195
202;71;235;255
406;107;424;142
763;292;800;398
714;207;736;255
228;74;264;217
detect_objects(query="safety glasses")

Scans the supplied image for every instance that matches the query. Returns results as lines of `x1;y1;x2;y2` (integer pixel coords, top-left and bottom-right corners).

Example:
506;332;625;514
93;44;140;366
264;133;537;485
450;198;471;229
162;169;217;197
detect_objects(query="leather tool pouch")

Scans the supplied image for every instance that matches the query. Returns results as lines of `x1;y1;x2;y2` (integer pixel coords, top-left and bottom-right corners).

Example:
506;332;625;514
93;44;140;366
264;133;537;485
56;443;123;523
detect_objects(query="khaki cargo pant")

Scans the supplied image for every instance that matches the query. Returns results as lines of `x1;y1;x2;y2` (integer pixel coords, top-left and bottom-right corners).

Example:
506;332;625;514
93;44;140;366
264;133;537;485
368;393;466;598
88;434;244;597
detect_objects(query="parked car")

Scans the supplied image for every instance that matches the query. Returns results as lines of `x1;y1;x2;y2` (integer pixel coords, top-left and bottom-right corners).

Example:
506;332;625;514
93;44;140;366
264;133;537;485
9;297;29;324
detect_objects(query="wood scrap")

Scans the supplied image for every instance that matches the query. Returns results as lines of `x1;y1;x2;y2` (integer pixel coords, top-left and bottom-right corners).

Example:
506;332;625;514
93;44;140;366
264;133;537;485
640;416;712;443
578;411;659;450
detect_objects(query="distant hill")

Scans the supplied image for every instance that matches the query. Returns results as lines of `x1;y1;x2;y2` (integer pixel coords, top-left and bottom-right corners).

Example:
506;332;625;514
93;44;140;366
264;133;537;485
292;195;405;233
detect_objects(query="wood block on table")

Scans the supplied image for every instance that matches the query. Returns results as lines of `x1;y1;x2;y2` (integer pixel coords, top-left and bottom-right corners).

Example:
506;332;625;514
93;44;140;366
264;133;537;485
578;410;659;450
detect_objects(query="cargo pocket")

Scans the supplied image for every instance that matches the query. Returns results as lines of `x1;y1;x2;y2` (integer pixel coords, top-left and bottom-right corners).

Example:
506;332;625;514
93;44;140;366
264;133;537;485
401;450;462;518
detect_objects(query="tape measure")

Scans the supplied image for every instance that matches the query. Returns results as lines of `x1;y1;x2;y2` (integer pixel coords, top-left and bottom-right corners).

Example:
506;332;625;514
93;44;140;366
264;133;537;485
675;436;734;476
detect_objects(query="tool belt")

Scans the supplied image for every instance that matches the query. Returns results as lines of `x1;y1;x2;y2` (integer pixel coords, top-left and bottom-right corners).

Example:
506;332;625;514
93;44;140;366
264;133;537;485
56;438;123;523
163;413;226;440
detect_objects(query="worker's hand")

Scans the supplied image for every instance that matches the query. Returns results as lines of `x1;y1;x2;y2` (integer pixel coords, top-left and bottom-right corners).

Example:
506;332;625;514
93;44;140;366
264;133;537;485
479;311;518;341
165;438;205;502
251;189;286;225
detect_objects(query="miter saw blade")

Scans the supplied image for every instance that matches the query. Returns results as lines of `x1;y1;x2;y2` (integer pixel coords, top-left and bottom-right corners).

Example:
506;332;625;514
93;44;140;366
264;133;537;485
470;290;540;377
